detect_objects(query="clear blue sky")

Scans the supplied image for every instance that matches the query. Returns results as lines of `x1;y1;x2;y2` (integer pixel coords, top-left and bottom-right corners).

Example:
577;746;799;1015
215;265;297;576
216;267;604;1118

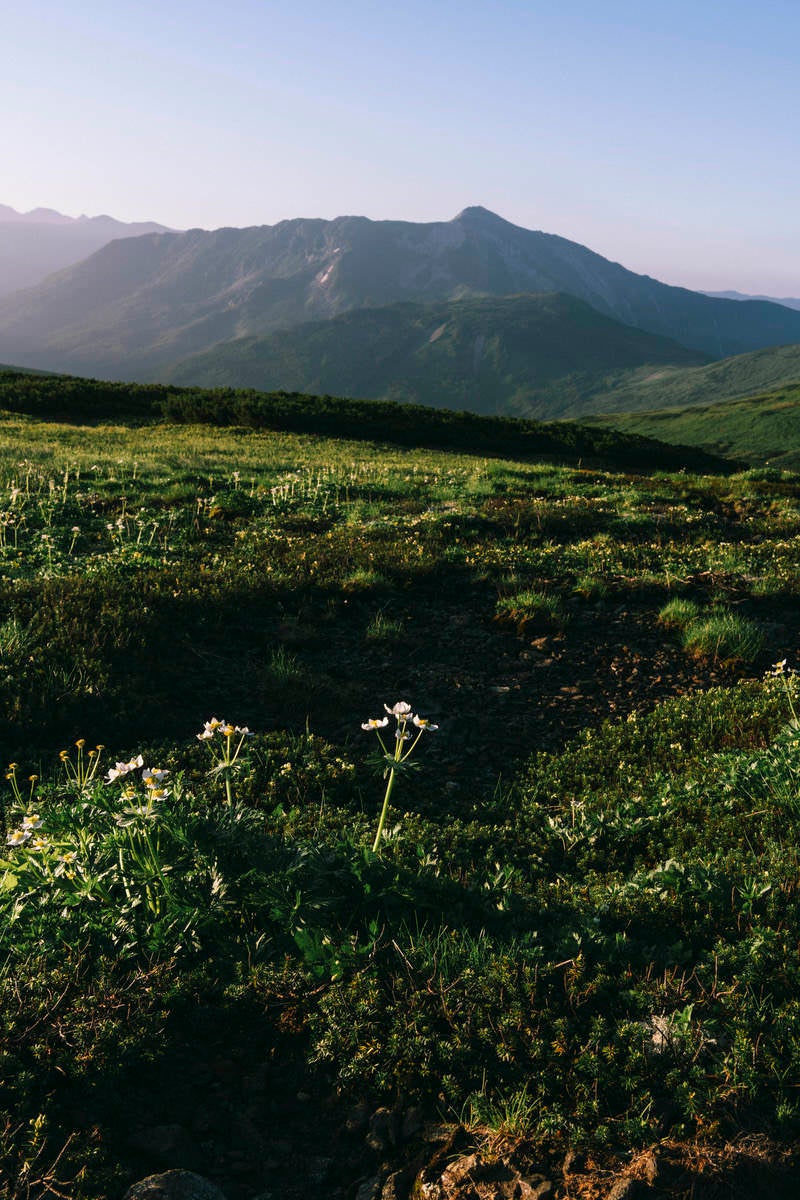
6;0;800;292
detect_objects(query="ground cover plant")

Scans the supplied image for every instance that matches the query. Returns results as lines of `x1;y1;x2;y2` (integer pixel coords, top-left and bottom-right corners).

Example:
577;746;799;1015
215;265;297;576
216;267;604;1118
0;398;799;1198
587;380;800;470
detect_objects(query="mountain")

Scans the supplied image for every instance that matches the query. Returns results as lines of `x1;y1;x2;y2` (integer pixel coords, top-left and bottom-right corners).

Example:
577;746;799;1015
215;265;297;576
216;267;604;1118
2;207;800;379
585;382;800;469
548;342;800;418
164;292;706;417
0;204;170;297
703;290;800;312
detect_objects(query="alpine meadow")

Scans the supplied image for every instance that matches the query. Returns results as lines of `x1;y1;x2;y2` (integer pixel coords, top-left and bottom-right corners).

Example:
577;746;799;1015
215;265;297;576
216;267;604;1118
0;360;799;1198
6;10;800;1190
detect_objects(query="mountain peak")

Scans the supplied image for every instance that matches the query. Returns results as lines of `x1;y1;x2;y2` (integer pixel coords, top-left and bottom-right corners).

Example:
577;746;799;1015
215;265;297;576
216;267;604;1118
453;205;507;225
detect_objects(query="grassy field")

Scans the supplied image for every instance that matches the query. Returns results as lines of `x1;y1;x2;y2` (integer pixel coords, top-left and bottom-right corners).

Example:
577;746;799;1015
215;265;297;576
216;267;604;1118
586;382;800;469
2;405;800;1198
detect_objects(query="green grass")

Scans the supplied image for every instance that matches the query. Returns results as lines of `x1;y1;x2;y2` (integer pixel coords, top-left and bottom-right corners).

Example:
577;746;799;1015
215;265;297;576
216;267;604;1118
586;382;800;469
681;611;765;665
495;587;569;633
0;367;737;473
573;343;800;419
0;393;799;1196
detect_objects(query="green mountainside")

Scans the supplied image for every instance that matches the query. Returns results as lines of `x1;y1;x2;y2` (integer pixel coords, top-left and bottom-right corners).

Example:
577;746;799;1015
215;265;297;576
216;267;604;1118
563;343;800;417
164;292;706;416
586;382;800;468
2;206;800;378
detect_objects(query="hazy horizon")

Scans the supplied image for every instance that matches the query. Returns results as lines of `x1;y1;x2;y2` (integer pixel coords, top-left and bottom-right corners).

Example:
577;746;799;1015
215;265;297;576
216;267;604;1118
5;0;800;295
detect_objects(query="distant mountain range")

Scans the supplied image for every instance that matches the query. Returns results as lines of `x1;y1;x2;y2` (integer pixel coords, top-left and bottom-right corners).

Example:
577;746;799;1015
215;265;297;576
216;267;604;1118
3;204;800;425
4;207;800;387
703;290;800;312
0;203;170;297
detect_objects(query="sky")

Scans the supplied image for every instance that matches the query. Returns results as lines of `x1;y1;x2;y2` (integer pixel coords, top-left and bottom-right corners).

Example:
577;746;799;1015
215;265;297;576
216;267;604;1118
5;0;800;293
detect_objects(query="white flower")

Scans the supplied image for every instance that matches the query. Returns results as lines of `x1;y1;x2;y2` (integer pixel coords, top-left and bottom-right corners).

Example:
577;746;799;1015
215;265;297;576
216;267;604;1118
105;753;144;782
106;761;131;782
235;725;253;736
412;716;438;731
384;701;413;719
197;718;224;740
361;717;390;730
57;850;77;864
142;768;169;787
6;828;30;847
21;814;43;830
772;659;788;675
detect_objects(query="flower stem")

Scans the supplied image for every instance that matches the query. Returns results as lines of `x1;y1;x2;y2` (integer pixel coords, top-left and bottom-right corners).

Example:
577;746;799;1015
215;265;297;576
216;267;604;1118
372;766;396;853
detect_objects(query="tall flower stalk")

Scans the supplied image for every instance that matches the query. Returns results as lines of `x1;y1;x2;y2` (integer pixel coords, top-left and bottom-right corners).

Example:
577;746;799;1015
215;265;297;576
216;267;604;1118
362;701;437;853
197;719;253;804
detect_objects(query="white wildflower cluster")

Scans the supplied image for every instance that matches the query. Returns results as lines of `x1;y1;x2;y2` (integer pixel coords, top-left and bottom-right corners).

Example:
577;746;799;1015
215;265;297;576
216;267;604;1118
5;813;74;865
196;719;254;804
360;700;439;854
6;813;42;847
361;700;438;734
770;659;794;676
105;754;144;782
196;718;252;741
104;754;171;825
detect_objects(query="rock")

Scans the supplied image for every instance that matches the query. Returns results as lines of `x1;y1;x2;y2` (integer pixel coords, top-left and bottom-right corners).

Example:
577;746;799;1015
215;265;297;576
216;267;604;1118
562;1149;585;1175
605;1179;644;1200
345;1100;372;1133
367;1106;399;1153
439;1152;479;1189
519;1175;553;1199
356;1175;383;1200
382;1168;413;1200
123;1171;227;1200
400;1105;424;1142
641;1152;659;1185
125;1125;201;1170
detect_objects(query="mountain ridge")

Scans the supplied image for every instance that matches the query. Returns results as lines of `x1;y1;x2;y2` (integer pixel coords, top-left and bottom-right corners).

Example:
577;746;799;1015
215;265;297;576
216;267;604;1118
0;204;171;297
3;207;800;378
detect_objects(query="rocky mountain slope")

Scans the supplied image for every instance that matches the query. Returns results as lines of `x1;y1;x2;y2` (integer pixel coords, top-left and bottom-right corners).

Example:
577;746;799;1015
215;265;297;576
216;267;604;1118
2;207;800;378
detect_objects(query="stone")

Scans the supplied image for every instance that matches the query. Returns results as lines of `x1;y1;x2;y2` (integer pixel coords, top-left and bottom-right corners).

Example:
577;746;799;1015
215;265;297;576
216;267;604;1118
125;1125;201;1170
356;1175;383;1200
519;1175;553;1199
400;1105;424;1142
605;1179;643;1200
366;1106;399;1153
123;1171;227;1200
